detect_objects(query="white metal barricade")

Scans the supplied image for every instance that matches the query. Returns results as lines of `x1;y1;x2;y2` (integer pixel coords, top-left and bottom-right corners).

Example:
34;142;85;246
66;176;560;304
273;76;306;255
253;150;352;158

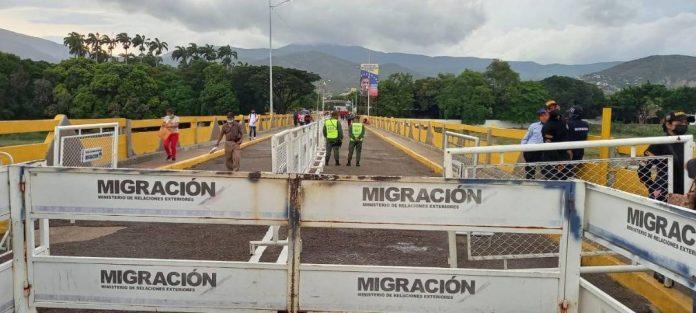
53;123;119;168
10;167;292;312
271;119;325;174
0;166;12;313
6;166;696;312
296;177;584;313
585;183;696;290
443;131;480;179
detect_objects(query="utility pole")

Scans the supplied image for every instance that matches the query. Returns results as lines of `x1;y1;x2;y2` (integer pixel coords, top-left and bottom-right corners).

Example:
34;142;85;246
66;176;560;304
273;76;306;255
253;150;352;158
268;0;291;116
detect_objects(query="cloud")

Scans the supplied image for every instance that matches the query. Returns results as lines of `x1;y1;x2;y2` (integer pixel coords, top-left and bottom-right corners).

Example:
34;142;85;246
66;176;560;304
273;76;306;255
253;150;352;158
578;0;640;26
2;0;696;64
98;0;486;52
455;11;696;64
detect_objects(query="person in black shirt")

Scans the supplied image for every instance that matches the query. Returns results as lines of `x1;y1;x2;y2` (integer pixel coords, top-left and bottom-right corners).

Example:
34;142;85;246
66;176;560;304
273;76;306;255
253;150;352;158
541;100;571;179
567;106;589;160
638;111;692;202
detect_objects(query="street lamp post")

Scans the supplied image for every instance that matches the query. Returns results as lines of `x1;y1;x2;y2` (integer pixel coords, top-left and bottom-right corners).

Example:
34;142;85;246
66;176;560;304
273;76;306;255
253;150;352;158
268;0;291;116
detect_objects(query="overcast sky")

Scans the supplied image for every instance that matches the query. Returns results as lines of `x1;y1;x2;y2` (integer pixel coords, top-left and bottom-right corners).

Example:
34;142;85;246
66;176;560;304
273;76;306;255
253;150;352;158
1;0;696;64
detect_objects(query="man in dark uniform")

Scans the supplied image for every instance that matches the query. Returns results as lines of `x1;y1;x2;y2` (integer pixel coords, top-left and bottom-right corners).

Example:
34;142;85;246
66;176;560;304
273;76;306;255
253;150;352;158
567;106;589;160
638;111;693;288
639;111;692;201
541;100;570;179
565;106;590;178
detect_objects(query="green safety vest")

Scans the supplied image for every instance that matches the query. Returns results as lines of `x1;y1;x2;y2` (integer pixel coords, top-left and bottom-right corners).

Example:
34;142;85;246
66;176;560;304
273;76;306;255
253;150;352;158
325;119;339;139
351;123;363;140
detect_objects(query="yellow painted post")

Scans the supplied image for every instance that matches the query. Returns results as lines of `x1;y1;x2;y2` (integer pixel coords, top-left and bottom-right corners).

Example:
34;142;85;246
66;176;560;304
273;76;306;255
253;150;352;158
599;107;612;159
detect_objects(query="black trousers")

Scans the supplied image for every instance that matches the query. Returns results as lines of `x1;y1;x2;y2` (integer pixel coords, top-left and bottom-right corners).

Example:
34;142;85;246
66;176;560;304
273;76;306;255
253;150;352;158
523;151;542;179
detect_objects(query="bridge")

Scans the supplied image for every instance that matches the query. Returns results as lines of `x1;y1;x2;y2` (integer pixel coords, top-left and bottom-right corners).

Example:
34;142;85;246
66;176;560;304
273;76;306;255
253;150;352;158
0;109;695;313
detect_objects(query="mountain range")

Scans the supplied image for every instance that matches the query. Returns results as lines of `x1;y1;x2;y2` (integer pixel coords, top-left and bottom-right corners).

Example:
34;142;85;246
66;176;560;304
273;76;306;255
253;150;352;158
2;27;696;93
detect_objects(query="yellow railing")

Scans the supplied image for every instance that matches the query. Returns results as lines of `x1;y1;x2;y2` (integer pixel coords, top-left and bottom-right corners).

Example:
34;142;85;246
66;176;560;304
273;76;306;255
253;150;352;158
0;114;293;164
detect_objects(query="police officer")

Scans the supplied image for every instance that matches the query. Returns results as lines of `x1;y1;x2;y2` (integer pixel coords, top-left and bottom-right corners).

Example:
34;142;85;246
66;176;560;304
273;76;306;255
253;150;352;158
541;100;570;179
566;106;589;160
347;117;365;166
323;111;343;166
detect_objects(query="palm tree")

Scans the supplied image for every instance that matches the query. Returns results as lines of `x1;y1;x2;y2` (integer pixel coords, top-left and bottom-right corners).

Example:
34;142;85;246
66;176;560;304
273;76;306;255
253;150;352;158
148;38;169;57
199;44;217;62
100;34;115;61
171;45;189;66
186;43;200;61
131;34;145;58
115;33;131;63
217;45;237;69
85;32;103;61
63;32;87;58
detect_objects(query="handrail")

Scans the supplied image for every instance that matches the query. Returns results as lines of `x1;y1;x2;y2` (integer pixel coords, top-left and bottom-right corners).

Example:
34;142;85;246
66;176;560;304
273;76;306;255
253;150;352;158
445;135;693;154
0;152;13;165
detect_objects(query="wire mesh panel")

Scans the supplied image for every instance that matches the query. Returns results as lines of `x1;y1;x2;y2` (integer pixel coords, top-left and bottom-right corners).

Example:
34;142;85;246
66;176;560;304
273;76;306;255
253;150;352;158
54;123;119;168
454;156;672;197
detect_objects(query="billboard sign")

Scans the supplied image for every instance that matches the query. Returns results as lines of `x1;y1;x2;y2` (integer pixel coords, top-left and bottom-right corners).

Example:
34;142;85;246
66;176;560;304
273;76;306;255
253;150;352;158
360;64;379;97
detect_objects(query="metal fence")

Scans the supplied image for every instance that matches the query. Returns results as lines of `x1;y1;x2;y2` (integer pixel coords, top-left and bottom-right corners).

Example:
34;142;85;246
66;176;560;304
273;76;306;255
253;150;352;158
271;119;325;174
53;123;119;168
444;135;694;271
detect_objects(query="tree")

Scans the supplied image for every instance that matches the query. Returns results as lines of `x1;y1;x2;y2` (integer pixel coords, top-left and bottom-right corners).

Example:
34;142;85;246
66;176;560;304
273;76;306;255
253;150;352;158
186;43;200;61
437;70;493;124
217;45;237;69
663;86;696;114
413;75;449;118
171;46;189;66
199;44;217;62
131;34;145;58
63;32;87;58
484;59;520;116
85;33;103;62
541;75;605;118
610;83;669;123
374;73;414;117
115;33;131;64
148;38;168;57
199;64;239;115
271;66;321;114
501;81;551;123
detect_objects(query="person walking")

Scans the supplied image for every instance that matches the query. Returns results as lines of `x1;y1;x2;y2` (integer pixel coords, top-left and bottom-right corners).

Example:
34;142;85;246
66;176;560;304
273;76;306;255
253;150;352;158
215;112;244;171
347;117;366;166
162;108;180;161
323;111;343;166
521;109;548;179
248;110;258;140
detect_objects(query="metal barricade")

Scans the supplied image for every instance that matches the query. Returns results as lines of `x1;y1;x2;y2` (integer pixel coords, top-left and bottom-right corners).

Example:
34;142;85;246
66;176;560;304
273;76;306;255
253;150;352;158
0;166;12;313
5;165;696;312
271;119;325;174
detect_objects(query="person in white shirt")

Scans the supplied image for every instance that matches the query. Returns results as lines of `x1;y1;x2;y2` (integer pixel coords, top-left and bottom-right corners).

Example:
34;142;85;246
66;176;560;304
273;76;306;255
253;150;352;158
162;108;180;161
248;110;258;140
521;108;548;178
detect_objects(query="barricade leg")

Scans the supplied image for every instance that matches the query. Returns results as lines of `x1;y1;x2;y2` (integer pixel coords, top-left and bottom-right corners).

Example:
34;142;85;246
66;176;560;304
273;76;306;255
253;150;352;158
287;176;302;313
9;166;32;313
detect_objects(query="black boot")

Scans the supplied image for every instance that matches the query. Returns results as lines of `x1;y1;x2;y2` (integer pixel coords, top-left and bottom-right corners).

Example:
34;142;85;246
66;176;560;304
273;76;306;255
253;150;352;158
356;162;360;167
346;162;351;166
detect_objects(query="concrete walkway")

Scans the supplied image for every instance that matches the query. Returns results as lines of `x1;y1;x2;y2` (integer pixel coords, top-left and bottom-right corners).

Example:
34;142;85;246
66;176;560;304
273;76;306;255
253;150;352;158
123;127;288;169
